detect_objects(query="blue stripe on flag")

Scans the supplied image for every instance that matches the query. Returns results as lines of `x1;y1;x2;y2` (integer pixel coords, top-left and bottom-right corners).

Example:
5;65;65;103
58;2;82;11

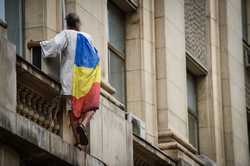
75;33;99;68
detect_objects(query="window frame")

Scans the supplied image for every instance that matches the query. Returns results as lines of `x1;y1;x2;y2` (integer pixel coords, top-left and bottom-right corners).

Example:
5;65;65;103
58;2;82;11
107;1;127;104
5;0;25;57
187;72;200;151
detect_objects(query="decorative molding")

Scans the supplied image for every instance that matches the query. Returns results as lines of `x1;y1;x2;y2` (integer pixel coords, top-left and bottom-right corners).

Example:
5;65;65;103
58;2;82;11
158;129;197;154
186;52;208;76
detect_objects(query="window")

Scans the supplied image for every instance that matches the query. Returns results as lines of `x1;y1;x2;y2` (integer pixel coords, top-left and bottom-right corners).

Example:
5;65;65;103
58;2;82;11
0;0;5;21
242;0;248;41
187;72;199;148
5;0;23;56
108;2;126;103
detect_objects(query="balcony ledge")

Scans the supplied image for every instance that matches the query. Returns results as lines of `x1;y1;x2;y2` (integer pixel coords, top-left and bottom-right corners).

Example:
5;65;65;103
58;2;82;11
0;106;106;166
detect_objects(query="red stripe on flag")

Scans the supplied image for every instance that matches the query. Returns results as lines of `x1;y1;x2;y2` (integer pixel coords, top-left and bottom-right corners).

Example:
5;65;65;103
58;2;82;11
71;82;100;118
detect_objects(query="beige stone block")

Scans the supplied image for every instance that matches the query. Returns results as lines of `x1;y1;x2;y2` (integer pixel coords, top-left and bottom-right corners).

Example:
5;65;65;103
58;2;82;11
155;17;165;48
167;80;187;121
165;20;185;61
157;78;167;109
142;9;153;42
144;102;157;136
233;135;249;166
165;0;185;33
65;0;76;13
90;108;104;160
142;0;154;12
209;19;219;47
155;0;165;18
46;0;58;32
76;6;105;39
77;0;106;24
126;70;142;102
197;100;209;128
227;1;242;35
45;28;57;39
156;48;167;79
199;127;215;159
231;110;248;142
228;56;245;87
157;109;169;132
142;72;155;104
227;32;244;65
230;81;246;114
25;0;44;28
127;101;145;121
221;79;231;108
168;110;188;139
143;40;155;74
126;20;140;40
126;39;141;71
196;77;208;102
25;27;46;41
102;108;128;166
166;53;186;92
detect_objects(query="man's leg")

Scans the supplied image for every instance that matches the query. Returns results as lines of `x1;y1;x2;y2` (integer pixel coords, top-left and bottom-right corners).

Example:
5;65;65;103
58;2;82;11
80;110;96;128
69;111;81;145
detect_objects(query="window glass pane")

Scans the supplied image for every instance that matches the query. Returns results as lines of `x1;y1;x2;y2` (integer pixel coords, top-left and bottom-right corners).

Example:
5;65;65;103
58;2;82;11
188;113;198;148
187;73;197;115
109;49;125;103
108;2;125;54
0;0;5;21
5;0;23;55
242;0;248;40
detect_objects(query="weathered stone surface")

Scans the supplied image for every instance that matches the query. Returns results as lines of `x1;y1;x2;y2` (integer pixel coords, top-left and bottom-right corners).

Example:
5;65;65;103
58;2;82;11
0;37;16;112
0;106;106;166
90;96;133;166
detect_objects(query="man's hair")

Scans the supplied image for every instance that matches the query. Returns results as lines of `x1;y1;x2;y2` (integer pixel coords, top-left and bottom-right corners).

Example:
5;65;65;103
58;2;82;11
65;13;80;28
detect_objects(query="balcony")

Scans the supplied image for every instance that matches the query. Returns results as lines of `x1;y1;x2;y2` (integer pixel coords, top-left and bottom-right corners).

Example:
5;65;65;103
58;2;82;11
16;56;62;135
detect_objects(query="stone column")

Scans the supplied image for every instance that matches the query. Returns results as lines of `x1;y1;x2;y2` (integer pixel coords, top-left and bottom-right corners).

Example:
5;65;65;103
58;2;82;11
155;0;188;142
219;0;250;165
25;0;61;79
126;0;158;145
195;0;226;165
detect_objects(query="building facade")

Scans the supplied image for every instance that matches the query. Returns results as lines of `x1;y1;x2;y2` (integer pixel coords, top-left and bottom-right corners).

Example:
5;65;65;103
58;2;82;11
0;0;250;166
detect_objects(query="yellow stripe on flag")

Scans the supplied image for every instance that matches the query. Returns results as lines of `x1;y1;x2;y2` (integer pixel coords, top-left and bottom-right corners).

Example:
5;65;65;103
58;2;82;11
72;64;100;99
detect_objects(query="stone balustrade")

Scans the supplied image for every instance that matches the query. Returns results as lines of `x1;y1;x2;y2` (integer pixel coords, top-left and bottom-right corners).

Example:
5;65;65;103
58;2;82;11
16;56;62;135
16;85;61;134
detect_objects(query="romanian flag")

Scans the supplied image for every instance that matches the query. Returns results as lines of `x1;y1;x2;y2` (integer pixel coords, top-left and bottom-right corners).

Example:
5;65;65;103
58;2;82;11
71;33;100;119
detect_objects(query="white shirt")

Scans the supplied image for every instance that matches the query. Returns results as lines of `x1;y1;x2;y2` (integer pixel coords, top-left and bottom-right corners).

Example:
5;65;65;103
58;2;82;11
40;30;93;95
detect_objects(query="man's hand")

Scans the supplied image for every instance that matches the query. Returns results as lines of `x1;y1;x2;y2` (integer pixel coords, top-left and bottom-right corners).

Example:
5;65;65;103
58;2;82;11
27;40;41;49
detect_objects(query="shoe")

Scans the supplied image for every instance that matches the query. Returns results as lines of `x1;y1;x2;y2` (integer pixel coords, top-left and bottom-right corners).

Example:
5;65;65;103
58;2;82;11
76;124;88;145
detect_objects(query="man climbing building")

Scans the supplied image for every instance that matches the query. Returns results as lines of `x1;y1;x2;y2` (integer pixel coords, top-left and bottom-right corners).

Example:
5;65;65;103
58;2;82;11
28;13;101;149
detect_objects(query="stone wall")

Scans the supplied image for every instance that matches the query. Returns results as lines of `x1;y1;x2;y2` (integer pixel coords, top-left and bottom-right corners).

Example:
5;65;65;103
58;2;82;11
219;0;250;165
90;95;133;166
0;36;16;112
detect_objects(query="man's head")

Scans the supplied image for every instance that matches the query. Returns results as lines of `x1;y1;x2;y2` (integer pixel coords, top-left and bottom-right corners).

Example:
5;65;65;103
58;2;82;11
65;13;81;31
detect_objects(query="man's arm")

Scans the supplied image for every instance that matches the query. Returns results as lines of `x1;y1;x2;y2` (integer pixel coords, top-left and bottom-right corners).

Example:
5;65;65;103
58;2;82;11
27;40;41;49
